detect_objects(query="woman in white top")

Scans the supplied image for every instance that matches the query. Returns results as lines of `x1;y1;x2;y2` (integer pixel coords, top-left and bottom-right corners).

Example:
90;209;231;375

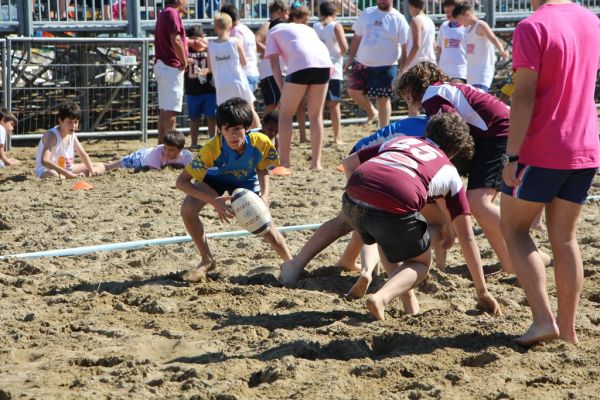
207;13;260;127
313;1;348;145
453;2;508;91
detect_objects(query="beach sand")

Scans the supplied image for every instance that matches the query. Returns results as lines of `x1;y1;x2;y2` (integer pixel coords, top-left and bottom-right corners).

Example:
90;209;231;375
1;125;599;399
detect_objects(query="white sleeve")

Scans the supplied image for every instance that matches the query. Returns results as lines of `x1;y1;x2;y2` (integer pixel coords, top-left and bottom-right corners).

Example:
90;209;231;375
352;13;365;36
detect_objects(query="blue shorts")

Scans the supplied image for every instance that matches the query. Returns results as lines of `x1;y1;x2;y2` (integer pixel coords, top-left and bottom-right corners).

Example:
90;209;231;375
187;94;217;120
203;175;261;196
348;62;397;98
259;76;281;107
326;79;342;102
120;149;146;171
472;83;489;92
500;164;597;205
247;75;260;92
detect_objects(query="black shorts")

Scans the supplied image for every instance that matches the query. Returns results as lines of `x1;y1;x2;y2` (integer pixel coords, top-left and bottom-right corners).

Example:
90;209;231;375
326;79;342;102
342;193;430;263
467;136;507;191
259;75;281;107
285;67;330;85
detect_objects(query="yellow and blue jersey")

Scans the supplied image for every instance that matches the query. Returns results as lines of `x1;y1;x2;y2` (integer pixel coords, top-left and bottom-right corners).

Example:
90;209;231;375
185;131;279;189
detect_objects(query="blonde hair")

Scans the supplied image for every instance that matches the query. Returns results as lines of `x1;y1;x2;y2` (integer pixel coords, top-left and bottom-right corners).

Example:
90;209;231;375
214;12;232;31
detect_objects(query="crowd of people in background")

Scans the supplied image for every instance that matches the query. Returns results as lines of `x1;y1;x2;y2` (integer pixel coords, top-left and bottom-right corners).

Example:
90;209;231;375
2;0;599;348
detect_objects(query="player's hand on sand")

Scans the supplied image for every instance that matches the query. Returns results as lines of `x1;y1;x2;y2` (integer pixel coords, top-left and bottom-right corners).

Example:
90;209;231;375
65;171;82;179
477;291;503;316
502;162;520;187
213;195;234;223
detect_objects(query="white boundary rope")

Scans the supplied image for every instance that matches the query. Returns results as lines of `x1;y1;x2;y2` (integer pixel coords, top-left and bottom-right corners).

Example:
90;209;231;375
0;223;322;260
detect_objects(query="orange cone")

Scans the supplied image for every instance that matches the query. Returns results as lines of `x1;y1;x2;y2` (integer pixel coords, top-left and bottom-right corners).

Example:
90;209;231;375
71;180;94;191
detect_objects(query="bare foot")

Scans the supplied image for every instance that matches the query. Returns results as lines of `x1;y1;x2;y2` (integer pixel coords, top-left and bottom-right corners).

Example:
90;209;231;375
310;164;323;172
400;290;420;315
335;258;361;273
514;322;559;346
345;275;372;300
183;260;216;283
362;110;379;127
558;331;579;345
334;140;345;146
280;259;305;285
539;250;553;267
366;295;385;321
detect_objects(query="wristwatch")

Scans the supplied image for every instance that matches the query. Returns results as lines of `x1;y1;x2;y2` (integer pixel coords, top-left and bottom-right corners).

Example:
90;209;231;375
501;153;519;166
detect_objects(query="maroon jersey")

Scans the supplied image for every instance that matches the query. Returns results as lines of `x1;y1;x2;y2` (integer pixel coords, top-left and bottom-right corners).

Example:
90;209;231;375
346;136;470;219
422;82;509;138
155;7;187;69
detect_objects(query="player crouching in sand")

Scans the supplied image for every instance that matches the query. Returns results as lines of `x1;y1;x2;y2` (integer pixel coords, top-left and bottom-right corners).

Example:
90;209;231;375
176;98;292;282
281;114;502;320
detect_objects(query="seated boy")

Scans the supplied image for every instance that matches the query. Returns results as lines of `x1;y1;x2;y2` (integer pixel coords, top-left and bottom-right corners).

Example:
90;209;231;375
280;114;502;320
176;97;292;282
35;102;105;179
104;130;193;172
0;108;21;168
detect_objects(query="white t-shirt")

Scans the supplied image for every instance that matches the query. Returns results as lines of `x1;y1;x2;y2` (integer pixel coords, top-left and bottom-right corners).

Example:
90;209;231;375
138;145;193;169
465;20;496;87
231;23;260;78
437;21;467;80
0;125;5;146
313;20;344;80
406;14;437;68
352;6;410;67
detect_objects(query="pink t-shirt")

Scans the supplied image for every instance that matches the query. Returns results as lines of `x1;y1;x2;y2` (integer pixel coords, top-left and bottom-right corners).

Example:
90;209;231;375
512;3;600;169
264;23;333;75
154;6;188;69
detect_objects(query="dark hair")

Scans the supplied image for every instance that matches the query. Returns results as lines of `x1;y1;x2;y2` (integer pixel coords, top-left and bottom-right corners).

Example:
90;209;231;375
164;130;186;149
269;16;287;29
408;0;425;9
262;110;279;125
442;0;457;7
186;25;204;38
220;4;240;22
394;62;449;106
0;108;17;124
57;101;81;121
268;0;289;15
216;97;254;129
289;5;309;21
451;1;471;17
319;1;337;16
425;114;474;162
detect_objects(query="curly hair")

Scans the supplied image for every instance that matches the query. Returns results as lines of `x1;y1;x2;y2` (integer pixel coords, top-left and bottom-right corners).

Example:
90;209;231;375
394;62;449;105
425;113;474;163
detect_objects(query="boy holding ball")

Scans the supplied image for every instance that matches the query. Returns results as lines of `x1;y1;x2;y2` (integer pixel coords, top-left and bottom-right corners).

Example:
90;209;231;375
176;97;292;282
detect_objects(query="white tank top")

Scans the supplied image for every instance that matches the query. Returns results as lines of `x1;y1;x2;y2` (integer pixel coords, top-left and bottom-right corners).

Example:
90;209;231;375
465;20;496;87
313;20;343;80
437;21;467;80
208;38;256;105
407;14;436;68
35;127;75;177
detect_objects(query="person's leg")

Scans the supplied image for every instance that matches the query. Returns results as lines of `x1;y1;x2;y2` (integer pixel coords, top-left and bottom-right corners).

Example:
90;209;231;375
545;197;585;344
190;117;202;148
207;117;216;137
180;192;216;281
500;194;559;345
335;230;362;271
346;243;379;299
365;249;432;320
71;162;105;176
40;169;61;179
158;110;177;144
296;99;308;143
468;188;515;274
420;203;451;271
305;83;328;170
328;100;343;145
280;211;353;284
376;96;391;128
348;88;378;125
277;82;308;168
104;160;122;172
262;224;293;262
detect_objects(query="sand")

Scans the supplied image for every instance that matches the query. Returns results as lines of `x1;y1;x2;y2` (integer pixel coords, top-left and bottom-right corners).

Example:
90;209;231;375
1;125;599;399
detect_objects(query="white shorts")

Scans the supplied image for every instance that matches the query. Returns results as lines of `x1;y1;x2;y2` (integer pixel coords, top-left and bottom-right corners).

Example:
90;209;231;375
154;59;184;112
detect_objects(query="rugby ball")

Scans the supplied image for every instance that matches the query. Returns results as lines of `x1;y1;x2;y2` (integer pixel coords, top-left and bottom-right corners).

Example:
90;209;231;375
231;188;272;236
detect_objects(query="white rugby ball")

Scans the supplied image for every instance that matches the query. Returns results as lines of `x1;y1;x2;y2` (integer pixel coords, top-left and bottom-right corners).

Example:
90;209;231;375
231;188;272;236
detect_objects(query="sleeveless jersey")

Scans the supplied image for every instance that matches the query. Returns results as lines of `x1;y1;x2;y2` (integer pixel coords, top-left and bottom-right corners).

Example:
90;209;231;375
465;20;496;87
208;38;255;105
35;127;75;177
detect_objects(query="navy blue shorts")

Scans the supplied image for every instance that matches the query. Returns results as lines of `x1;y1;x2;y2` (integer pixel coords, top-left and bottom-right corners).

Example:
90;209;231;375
500;165;597;205
202;176;261;197
285;67;330;85
259;76;281;107
187;94;217;119
326;79;342;102
348;62;397;98
342;193;430;263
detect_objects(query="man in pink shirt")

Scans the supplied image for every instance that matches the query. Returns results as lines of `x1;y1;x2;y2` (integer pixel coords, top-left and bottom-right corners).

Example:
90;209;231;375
500;0;600;346
154;0;188;144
